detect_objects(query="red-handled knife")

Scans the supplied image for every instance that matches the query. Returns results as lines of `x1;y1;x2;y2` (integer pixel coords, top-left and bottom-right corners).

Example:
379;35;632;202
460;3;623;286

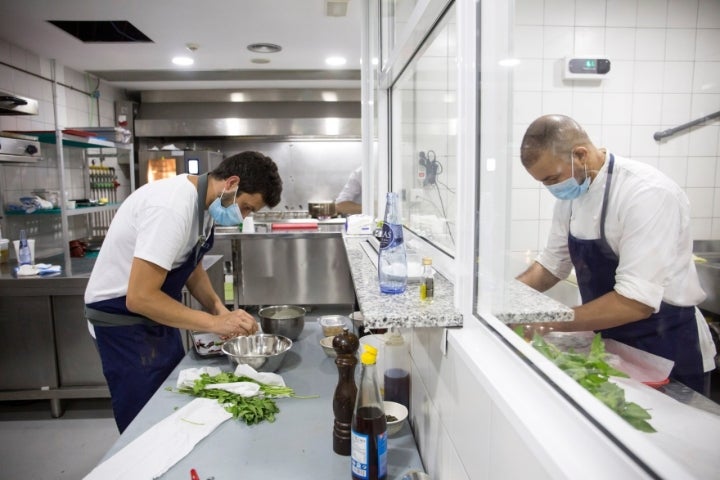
190;468;200;480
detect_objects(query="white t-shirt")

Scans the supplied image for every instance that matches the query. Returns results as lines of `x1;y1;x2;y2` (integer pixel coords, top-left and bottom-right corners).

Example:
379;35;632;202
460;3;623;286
85;174;207;305
335;167;362;204
536;151;706;312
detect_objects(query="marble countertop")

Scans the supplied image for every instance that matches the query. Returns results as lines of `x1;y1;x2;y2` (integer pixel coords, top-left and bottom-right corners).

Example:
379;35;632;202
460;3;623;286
344;236;462;328
492;279;574;324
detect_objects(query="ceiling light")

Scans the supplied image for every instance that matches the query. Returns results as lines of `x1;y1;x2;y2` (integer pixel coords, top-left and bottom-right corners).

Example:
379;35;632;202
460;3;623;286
247;43;282;54
325;56;347;67
325;0;350;17
172;56;194;66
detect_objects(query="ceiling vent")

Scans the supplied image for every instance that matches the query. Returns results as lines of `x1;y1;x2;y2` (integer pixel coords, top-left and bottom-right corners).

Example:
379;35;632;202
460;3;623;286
0;90;39;116
48;20;153;43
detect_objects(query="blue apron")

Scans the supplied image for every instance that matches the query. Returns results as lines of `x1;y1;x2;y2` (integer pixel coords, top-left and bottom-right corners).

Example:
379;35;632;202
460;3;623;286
568;154;704;393
86;174;214;432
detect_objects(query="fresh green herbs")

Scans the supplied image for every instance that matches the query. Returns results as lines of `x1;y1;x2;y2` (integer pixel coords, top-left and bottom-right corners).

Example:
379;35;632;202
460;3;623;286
530;333;656;433
168;372;301;425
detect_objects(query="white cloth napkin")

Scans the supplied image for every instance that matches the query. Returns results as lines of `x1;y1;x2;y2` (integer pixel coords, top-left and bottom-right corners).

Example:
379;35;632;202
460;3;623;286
205;382;260;396
176;366;222;389
234;363;285;387
83;398;231;480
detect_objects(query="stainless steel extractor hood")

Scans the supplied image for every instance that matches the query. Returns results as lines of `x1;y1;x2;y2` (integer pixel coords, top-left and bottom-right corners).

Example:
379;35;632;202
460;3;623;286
0;90;39;116
134;89;361;139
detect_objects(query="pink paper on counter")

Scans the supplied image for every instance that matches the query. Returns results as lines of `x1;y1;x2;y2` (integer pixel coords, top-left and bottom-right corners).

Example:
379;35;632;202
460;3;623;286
604;339;674;386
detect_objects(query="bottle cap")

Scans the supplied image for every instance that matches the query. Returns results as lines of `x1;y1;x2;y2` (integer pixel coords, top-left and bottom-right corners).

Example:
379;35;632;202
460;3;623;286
360;343;378;365
422;257;432;265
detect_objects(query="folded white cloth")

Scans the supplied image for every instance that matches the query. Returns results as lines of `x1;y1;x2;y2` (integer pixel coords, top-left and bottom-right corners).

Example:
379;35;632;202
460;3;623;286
83;398;231;480
205;381;260;396
176;366;223;389
14;263;62;277
234;364;285;387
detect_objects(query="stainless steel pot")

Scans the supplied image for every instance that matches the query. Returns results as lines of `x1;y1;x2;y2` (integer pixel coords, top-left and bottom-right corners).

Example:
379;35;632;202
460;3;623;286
308;201;336;219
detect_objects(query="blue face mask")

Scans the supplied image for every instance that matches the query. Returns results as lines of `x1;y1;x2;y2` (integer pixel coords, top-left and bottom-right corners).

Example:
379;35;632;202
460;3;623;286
545;155;590;200
208;187;244;225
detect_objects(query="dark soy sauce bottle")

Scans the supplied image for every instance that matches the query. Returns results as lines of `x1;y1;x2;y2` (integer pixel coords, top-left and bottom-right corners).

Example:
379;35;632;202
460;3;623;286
351;344;387;480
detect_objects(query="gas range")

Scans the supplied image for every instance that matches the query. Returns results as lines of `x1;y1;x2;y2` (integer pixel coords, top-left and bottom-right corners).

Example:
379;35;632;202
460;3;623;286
0;131;42;163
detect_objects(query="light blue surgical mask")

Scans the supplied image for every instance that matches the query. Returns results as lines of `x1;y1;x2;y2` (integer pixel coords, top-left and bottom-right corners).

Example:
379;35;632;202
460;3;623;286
208;187;244;225
545;155;590;200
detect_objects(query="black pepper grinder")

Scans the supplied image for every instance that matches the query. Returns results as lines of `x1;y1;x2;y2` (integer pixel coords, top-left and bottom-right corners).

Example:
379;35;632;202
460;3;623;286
332;327;359;455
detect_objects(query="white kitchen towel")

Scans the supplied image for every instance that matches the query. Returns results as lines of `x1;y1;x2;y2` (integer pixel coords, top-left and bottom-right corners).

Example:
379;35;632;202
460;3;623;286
205;381;260;396
176;366;223;389
83;398;231;480
233;363;285;387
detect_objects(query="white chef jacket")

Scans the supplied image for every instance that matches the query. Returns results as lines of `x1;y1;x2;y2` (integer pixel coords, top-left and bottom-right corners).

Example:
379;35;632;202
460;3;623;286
536;151;715;371
335;167;362;204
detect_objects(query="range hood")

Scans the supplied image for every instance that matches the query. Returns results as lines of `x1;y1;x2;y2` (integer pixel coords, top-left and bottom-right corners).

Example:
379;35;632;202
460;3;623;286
134;89;361;139
0;90;39;116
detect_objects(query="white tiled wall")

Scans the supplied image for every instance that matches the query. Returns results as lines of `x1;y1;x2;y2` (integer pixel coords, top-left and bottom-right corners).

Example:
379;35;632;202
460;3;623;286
511;0;720;252
0;38;131;256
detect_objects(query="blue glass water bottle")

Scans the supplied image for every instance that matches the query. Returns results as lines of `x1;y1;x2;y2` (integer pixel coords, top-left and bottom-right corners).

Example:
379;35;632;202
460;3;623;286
377;192;407;294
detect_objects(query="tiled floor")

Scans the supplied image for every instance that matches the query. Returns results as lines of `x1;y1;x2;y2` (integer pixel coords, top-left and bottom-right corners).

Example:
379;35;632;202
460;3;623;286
0;398;119;480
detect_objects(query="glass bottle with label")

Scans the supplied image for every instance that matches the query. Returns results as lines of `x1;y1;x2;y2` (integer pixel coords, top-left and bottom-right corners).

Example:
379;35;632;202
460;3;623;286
378;192;407;294
351;344;387;480
18;229;31;266
419;257;434;303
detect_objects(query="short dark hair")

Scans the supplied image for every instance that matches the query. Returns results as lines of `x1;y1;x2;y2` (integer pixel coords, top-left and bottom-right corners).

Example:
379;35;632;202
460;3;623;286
209;151;282;207
520;114;589;167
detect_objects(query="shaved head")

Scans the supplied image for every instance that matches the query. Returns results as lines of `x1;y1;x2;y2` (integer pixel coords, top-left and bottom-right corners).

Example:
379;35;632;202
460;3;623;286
520;114;592;167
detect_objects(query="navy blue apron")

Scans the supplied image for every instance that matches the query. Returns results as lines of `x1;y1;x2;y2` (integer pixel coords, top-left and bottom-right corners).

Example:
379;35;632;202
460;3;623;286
568;154;704;393
86;174;214;432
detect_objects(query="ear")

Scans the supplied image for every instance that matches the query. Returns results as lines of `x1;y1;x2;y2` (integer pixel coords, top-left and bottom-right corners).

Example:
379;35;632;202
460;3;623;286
573;146;589;165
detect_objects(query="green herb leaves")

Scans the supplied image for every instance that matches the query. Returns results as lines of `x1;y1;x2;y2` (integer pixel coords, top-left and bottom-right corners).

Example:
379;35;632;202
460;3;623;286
531;333;656;433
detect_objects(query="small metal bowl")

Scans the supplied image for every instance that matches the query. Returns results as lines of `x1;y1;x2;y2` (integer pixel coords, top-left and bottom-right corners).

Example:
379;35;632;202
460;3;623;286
221;334;292;372
258;305;306;340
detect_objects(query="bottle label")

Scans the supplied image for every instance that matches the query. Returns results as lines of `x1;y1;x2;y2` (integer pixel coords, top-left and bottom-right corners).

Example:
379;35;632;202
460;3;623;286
379;223;403;250
351;429;388;479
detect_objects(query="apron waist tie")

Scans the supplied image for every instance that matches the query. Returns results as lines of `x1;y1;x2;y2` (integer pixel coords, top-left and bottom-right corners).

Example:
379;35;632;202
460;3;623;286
85;306;159;327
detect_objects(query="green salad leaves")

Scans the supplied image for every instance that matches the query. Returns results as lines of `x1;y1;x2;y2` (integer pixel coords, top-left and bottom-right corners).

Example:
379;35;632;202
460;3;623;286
169;372;303;425
529;333;656;433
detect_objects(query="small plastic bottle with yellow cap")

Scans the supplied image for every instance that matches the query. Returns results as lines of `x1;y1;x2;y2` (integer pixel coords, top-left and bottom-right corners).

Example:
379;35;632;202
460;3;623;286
350;344;388;480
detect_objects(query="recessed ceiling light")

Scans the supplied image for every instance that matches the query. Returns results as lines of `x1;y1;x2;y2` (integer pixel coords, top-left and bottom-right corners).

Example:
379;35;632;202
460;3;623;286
251;58;271;64
247;43;282;54
325;56;347;66
172;56;194;66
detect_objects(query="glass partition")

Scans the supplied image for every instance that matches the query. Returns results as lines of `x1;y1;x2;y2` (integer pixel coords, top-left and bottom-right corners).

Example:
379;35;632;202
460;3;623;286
389;5;457;256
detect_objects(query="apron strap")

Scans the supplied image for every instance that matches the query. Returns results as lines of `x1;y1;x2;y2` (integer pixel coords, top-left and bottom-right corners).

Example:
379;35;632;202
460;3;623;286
197;173;210;239
85;305;158;327
599;153;615;245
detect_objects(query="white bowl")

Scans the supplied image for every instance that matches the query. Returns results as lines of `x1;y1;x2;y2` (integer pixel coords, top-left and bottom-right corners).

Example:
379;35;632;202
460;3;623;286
320;335;337;358
383;400;408;436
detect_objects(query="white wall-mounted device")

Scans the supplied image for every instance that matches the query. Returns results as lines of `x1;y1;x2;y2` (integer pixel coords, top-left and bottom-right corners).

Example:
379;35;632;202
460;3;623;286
563;57;611;80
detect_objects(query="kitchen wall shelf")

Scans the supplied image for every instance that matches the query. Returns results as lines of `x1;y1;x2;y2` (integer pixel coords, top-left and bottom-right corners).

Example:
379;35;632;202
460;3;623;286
4;203;121;217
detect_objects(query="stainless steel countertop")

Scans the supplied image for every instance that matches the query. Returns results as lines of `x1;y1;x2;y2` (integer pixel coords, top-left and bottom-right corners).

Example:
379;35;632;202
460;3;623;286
97;317;425;479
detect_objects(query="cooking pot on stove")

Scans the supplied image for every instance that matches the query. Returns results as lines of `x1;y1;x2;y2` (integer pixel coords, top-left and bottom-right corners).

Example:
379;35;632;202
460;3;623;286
308;201;336;219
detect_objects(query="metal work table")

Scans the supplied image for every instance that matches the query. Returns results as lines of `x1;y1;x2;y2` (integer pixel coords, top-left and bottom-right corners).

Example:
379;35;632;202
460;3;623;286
98;317;425;479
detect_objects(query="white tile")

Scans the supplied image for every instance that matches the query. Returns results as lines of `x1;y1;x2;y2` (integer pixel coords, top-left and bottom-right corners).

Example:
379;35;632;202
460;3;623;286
660;93;692;125
544;0;576;26
691;217;713;238
635;28;666;60
511;156;539;188
632;93;663;124
686;187;715;216
687;156;718;187
668;0;699;28
698;0;720;28
515;0;545;25
602;60;635;92
0;64;13;91
510;220;540;252
607;0;638;27
574;27;605;54
541;91;573;116
690;93;720;118
711;217;720;239
657;131;689;156
542;59;567;91
539;190;556;219
514;26;544;58
630;124;661;156
572;91;603;124
693;62;720;93
511;188;541;220
665;29;697;61
604;28;636;61
663;61;694;93
637;0;669;27
602;93;634;124
0;38;10;64
695;29;720;61
714;188;720;220
513;91;543;124
543;26;575;58
688;125;719;156
658;156;689;186
538;219;554;249
601;125;633;155
575;0;607;26
513;59;543;91
632;61;665;92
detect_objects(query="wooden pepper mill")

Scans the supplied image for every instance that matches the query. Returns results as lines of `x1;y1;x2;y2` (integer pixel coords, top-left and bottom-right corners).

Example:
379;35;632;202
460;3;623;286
332;327;360;455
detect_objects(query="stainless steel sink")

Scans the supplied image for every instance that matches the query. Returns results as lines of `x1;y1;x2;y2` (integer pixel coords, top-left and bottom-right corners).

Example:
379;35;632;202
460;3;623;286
694;240;720;315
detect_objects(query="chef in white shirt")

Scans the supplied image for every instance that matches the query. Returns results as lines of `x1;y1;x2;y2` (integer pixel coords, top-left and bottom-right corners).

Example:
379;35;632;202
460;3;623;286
516;114;716;395
335;166;362;215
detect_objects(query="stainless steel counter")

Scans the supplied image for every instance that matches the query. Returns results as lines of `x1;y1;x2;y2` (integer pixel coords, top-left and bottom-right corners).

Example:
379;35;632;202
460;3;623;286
96;317;425;479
